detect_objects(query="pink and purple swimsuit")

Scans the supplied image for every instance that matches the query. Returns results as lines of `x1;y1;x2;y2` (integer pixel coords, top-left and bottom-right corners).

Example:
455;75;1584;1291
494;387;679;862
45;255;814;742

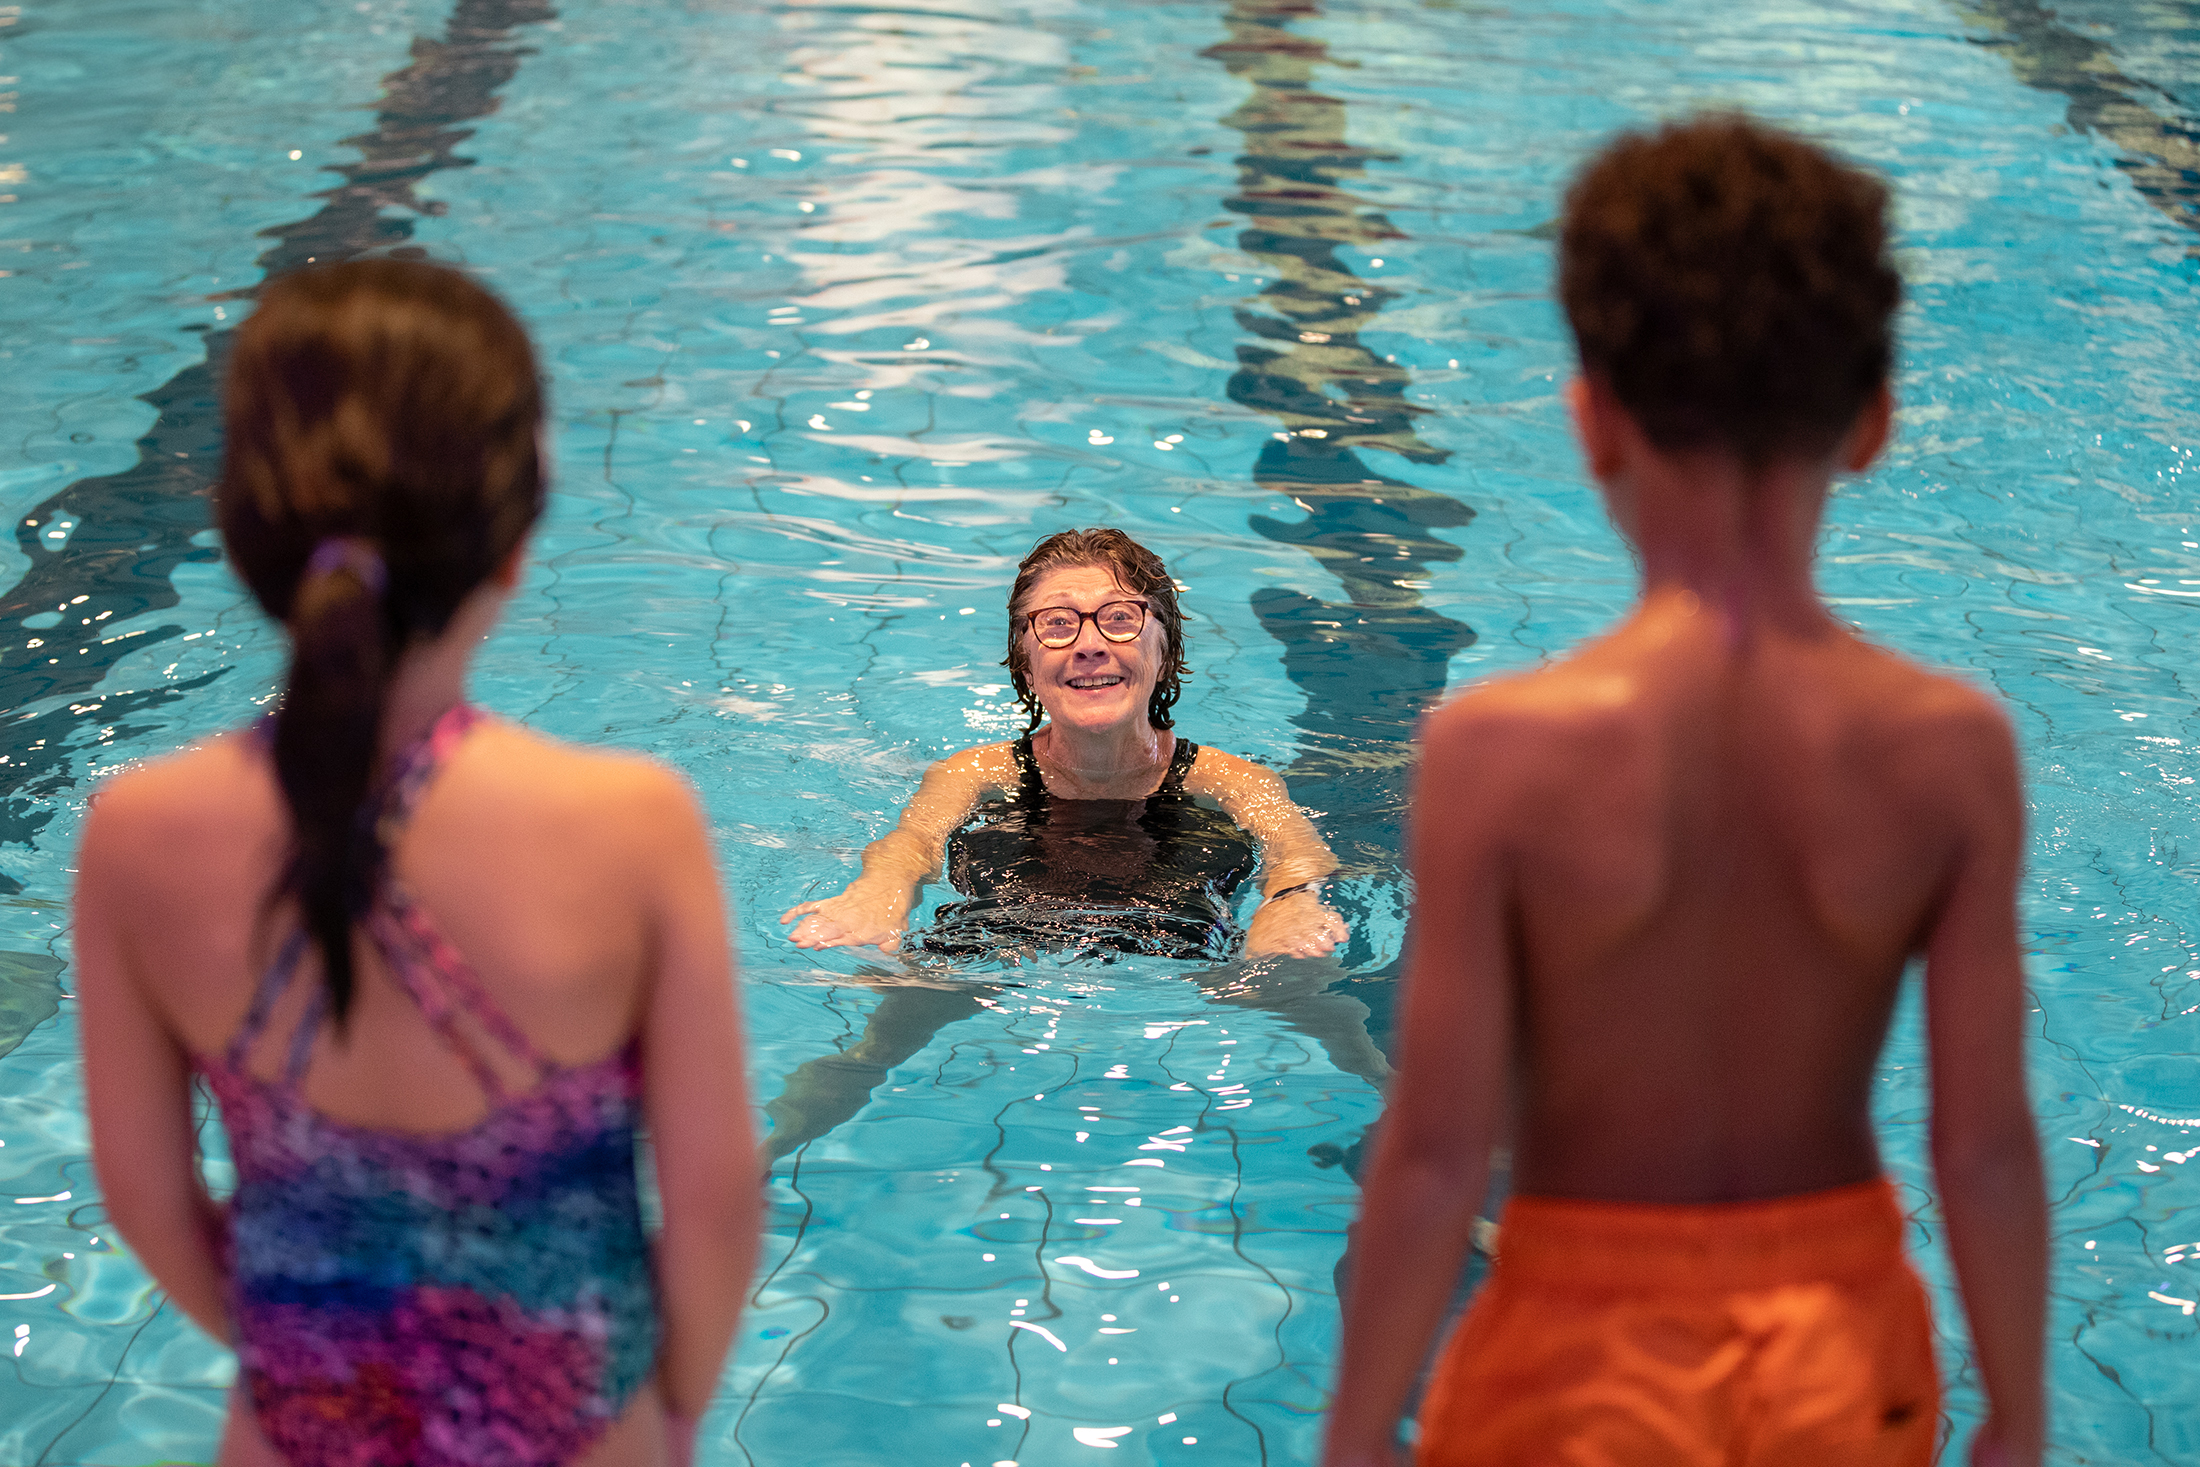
198;705;659;1467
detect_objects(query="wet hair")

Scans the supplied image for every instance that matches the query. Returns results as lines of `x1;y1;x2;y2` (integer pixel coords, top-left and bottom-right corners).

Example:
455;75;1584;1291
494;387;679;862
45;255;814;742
217;260;545;1026
1559;113;1901;464
1003;528;1187;733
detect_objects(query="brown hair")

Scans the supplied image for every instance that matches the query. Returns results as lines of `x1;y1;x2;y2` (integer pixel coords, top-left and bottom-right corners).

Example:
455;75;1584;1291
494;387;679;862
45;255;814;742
217;260;545;1026
1003;528;1186;732
1559;113;1901;464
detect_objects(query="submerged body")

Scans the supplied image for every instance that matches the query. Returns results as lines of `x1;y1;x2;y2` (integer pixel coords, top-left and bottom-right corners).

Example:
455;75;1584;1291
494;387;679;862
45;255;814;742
925;734;1257;958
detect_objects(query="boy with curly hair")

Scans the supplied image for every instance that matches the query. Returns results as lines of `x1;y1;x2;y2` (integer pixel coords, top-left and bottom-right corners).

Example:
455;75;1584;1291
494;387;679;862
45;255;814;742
1324;115;2045;1467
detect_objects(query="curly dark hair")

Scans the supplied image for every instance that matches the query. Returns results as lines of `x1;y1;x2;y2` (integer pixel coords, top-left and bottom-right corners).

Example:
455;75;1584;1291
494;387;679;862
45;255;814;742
1002;528;1186;732
1559;113;1901;464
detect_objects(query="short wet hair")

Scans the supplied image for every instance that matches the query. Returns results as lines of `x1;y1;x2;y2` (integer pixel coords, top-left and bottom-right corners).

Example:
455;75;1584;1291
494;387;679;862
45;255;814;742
1559;113;1901;463
1003;528;1187;732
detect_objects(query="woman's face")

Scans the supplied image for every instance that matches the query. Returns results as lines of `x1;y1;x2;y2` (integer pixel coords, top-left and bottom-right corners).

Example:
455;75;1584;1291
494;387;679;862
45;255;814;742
1018;563;1165;737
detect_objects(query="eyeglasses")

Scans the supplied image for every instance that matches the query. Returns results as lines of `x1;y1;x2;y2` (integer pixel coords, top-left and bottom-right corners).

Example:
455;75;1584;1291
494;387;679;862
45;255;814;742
1022;600;1150;648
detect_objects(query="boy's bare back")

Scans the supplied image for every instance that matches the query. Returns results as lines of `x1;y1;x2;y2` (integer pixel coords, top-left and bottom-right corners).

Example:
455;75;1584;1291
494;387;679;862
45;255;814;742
1424;585;2021;1203
1326;117;2043;1467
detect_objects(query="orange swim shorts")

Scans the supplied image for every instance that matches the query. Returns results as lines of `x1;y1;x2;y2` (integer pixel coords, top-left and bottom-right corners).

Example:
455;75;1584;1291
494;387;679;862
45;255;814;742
1416;1177;1941;1467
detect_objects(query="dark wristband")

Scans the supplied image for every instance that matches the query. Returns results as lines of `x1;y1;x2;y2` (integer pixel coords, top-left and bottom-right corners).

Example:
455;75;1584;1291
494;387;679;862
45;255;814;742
1262;879;1328;907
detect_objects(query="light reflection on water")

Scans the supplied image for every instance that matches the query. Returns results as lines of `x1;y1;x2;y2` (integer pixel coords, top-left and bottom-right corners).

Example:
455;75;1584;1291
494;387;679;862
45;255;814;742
1;0;2198;1462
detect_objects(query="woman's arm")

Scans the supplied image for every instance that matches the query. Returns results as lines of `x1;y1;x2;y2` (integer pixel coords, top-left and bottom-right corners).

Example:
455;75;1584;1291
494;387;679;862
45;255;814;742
779;745;1003;952
1196;751;1349;958
75;785;233;1344
635;769;757;1461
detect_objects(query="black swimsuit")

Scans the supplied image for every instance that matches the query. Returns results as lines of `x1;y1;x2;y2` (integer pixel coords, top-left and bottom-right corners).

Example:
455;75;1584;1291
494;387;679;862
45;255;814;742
920;735;1259;961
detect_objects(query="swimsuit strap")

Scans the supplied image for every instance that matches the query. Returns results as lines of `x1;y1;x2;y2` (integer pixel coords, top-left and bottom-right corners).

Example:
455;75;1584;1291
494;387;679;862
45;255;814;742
1015;734;1198;798
365;702;554;1098
1010;736;1048;804
223;928;312;1072
1157;737;1199;794
376;702;485;841
228;702;550;1099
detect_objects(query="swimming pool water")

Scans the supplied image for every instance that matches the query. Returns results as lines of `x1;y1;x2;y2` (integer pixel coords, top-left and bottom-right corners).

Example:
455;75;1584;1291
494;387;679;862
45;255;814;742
3;0;2198;1461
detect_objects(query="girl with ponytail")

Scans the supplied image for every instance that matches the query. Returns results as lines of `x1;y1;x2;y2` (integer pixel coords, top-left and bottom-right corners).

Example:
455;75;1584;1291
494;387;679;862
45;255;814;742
76;260;754;1467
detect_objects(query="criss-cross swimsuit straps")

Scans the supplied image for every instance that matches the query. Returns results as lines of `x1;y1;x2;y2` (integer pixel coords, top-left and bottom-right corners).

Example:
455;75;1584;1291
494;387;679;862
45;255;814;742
224;703;554;1102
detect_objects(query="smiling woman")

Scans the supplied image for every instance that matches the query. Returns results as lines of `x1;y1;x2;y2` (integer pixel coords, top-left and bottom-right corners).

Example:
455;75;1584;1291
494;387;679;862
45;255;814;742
779;528;1349;961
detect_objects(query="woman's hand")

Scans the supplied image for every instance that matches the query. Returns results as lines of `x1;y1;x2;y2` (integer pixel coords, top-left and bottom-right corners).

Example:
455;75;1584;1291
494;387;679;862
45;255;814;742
779;881;910;952
1245;888;1349;958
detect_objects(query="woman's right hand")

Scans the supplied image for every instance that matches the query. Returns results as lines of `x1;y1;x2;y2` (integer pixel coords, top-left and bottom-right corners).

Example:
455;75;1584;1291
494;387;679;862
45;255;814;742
779;883;909;952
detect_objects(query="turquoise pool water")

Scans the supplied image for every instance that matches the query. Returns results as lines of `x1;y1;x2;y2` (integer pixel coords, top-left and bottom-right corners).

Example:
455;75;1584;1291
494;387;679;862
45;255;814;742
3;0;2199;1461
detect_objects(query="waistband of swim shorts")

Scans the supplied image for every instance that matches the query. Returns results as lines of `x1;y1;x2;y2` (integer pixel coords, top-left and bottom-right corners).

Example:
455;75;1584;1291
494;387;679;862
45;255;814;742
1491;1177;1911;1293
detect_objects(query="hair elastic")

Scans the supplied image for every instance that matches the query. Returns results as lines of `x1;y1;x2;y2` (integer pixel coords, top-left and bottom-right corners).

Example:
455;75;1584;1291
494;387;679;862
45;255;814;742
306;536;388;598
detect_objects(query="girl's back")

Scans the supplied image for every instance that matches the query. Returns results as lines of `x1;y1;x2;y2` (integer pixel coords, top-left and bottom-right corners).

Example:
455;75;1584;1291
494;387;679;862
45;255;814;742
75;260;754;1467
98;718;686;1127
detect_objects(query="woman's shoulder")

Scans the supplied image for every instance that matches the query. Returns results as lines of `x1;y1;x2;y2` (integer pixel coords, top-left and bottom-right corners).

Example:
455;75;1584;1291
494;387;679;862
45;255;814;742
1180;741;1283;793
927;738;1024;788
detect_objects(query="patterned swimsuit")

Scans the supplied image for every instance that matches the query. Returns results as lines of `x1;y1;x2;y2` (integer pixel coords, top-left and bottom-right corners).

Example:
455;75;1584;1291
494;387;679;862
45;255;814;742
198;705;658;1467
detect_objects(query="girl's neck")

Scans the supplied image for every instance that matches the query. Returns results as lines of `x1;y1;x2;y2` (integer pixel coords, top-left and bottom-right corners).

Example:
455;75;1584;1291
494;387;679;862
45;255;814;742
372;581;503;761
377;641;470;762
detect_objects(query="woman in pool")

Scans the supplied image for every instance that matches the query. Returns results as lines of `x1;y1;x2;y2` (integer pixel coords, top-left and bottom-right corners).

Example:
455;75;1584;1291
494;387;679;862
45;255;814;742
781;527;1349;960
76;261;754;1467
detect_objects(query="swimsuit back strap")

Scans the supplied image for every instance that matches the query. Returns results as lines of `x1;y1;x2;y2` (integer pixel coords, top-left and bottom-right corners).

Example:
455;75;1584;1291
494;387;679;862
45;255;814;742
369;891;553;1100
376;703;485;840
222;928;312;1072
360;702;553;1097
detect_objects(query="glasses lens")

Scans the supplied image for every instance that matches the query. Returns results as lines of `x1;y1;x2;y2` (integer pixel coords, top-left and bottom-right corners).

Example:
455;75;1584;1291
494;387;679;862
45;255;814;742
1032;610;1081;646
1095;602;1145;640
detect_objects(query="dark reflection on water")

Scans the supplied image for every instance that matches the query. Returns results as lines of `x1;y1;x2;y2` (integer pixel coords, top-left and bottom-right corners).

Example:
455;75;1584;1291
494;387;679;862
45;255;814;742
1958;0;2200;239
0;0;554;880
1208;0;1476;1049
1208;0;1475;886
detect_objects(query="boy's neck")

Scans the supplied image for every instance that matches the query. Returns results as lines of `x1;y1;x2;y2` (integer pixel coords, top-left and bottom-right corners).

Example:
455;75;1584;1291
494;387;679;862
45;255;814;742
1624;450;1837;642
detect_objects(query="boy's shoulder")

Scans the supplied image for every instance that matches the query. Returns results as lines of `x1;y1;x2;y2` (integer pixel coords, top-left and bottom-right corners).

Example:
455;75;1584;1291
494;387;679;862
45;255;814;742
1421;630;2015;802
1821;636;2016;776
1419;655;1650;766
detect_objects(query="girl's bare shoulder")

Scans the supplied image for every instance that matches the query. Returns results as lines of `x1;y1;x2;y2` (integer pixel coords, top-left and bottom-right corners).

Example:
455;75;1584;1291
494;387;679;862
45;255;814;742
434;720;705;859
86;729;278;854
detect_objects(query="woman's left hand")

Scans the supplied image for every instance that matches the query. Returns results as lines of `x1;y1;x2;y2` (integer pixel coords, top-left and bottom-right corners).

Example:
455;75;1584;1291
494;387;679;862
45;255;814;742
1245;889;1349;958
